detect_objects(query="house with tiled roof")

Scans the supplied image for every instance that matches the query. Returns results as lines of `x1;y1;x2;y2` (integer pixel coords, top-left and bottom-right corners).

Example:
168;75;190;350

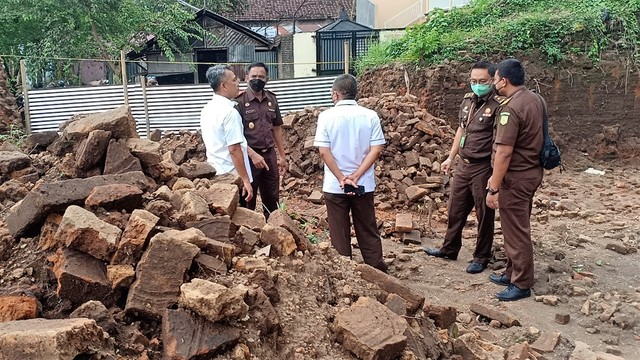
227;0;355;37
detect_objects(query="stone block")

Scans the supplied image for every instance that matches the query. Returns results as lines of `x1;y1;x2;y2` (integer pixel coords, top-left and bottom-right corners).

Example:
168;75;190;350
199;183;239;217
423;303;457;329
107;264;135;289
0;295;38;323
469;303;521;327
454;333;506;360
233;257;268;273
125;231;200;318
0;151;31;182
111;209;159;266
85;183;143;210
178;161;216;180
0;318;109;360
384;293;407;316
232;207;266;231
235;226;260;253
530;332;561;353
6;171;152;238
356;264;424;314
194;253;227;274
267;209;312;251
402;230;422;245
395;213;414;233
179;279;248;322
332;297;407;360
75;129;111;170
507;342;531;360
405;186;428;202
162;308;240;360
308;190;324;204
51;248;110;305
186;216;233;243
37;213;63;251
260;224;297;256
55;205;121;261
103;139;143;175
245;287;281;335
178;191;213;224
62;105;137;140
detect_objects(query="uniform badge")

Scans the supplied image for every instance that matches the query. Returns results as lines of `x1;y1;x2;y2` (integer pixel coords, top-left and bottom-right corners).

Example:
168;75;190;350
479;117;484;123
248;122;255;129
268;101;272;106
463;106;468;112
245;103;250;107
484;108;491;114
499;112;510;126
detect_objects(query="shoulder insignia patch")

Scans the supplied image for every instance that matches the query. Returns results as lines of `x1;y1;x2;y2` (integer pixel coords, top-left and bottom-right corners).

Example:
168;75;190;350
463;92;474;99
499;112;510;126
499;97;512;106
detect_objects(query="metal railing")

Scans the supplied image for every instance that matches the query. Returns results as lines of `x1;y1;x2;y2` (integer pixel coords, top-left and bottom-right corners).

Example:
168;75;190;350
384;0;425;29
28;76;336;137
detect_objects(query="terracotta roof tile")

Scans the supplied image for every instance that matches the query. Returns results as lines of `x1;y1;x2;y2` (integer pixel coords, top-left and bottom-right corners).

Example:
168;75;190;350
228;0;354;22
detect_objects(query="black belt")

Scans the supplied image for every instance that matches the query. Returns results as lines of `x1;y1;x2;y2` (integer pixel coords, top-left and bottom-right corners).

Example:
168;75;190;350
252;147;273;154
460;155;491;164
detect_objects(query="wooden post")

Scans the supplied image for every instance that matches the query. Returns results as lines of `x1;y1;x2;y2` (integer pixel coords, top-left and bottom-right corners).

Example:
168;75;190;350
343;40;350;74
120;50;129;106
140;75;150;138
19;60;31;135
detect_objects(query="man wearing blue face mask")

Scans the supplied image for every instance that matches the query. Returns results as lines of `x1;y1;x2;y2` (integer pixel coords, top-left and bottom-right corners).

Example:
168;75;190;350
235;62;287;220
424;61;504;274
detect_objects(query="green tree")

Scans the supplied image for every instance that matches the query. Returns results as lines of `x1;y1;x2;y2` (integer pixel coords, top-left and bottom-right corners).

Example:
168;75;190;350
0;0;241;87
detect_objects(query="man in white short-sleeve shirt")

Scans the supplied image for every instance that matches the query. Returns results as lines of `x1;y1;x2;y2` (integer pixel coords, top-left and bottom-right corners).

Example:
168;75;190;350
314;74;387;272
200;65;253;202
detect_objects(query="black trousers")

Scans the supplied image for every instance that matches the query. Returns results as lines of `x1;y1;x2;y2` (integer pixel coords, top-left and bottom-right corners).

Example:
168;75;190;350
324;192;387;272
240;147;280;220
440;160;495;265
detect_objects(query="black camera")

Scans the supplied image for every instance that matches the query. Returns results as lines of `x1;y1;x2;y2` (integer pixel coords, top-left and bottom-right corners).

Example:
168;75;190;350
344;184;365;196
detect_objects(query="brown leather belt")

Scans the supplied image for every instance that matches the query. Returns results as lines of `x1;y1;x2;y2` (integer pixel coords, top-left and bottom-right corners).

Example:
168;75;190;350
460;155;491;164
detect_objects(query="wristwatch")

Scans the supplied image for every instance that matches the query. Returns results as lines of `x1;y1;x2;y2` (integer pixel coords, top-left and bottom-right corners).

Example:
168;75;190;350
486;186;499;195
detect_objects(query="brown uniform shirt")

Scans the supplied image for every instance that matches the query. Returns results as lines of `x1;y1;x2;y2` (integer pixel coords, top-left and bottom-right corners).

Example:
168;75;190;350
493;88;544;171
234;89;283;149
458;90;504;160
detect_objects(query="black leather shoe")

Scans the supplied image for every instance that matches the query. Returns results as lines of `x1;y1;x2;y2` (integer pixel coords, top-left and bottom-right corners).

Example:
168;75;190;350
489;273;511;286
423;248;457;260
466;261;486;274
496;284;531;301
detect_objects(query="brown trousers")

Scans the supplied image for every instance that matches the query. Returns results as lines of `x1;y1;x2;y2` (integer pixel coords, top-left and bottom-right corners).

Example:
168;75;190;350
241;147;280;219
440;160;495;265
324;192;387;272
499;166;543;289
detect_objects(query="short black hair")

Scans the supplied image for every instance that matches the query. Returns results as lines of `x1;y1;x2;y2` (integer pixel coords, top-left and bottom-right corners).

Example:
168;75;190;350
332;74;357;100
206;65;231;92
246;62;269;75
496;59;525;86
471;60;496;77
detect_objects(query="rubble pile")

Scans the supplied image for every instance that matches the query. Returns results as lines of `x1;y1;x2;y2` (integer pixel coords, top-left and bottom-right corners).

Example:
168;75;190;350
281;93;455;212
0;105;465;360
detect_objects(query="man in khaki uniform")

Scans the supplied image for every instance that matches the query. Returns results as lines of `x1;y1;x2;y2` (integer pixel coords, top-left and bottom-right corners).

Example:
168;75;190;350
424;61;503;274
235;62;287;220
486;59;544;301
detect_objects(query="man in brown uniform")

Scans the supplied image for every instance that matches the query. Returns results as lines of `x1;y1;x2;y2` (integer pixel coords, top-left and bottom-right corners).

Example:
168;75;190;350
235;62;288;219
424;61;503;274
486;59;544;301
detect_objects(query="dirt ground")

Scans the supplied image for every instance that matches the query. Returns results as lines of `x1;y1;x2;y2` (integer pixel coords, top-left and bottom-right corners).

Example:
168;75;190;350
285;148;640;359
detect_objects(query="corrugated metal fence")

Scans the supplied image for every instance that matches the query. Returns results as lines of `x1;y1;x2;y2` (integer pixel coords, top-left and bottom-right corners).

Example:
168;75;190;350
28;76;336;136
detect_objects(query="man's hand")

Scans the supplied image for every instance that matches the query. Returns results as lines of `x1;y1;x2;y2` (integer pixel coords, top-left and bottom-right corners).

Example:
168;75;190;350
278;157;288;176
249;152;269;170
486;193;499;209
341;173;359;195
441;158;453;174
242;179;254;202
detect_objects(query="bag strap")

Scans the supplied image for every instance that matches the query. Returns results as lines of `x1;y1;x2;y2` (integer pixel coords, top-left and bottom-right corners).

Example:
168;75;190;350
537;93;549;138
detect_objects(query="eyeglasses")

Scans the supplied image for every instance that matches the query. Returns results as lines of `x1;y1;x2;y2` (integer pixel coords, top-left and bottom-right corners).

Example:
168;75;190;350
469;79;492;85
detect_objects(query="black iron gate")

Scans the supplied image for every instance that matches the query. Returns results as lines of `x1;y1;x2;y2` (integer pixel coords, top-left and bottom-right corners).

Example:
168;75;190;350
316;30;380;76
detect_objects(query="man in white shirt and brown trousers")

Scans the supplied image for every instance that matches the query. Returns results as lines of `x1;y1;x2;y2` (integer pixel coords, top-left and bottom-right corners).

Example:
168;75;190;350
200;65;253;203
314;74;387;272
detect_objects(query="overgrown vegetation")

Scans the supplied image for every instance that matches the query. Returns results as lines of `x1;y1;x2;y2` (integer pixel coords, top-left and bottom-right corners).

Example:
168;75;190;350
356;0;640;72
0;124;26;147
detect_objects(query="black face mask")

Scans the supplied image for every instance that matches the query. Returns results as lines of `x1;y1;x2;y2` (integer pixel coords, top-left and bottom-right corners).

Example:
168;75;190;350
249;79;266;92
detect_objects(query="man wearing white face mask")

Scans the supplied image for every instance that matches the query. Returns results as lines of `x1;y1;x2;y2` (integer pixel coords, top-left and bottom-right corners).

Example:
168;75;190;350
424;61;504;274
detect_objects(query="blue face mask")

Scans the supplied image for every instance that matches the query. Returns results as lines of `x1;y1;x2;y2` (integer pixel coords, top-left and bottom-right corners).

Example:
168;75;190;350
471;83;491;97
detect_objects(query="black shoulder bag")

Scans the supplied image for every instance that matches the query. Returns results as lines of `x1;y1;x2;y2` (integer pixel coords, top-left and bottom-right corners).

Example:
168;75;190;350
538;95;562;170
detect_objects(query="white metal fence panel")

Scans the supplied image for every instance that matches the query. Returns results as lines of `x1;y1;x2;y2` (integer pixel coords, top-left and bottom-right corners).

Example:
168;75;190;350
28;76;336;136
